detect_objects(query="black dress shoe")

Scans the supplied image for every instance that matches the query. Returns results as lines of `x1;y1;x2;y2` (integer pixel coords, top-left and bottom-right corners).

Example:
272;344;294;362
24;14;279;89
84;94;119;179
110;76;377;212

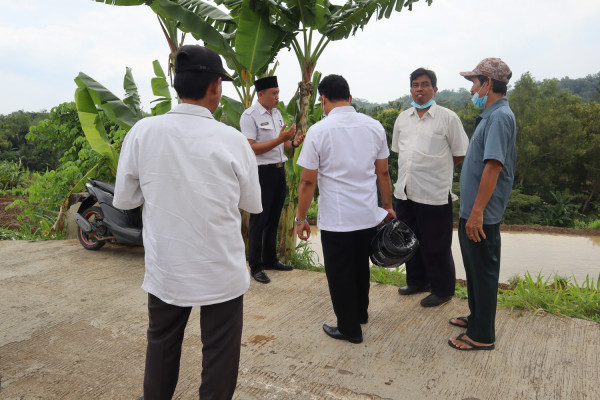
252;270;271;283
264;260;293;271
397;284;430;295
420;293;452;307
322;323;363;344
359;317;368;324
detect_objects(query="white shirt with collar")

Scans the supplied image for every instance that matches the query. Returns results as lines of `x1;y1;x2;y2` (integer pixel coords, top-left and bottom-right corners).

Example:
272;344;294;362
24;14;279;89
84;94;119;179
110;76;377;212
297;106;389;232
114;103;262;307
391;102;469;206
240;102;287;165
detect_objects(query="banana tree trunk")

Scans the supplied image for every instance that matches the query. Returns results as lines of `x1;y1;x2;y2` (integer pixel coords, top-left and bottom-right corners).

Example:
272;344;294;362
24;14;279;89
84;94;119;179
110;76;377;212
277;77;314;262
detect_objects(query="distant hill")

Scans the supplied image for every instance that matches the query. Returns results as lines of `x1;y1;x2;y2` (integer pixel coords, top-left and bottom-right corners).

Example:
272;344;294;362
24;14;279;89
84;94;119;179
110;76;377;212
353;72;600;115
555;73;600;102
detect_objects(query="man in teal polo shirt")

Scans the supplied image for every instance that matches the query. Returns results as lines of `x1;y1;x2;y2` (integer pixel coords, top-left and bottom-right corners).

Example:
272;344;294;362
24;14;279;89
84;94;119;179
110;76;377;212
448;58;517;351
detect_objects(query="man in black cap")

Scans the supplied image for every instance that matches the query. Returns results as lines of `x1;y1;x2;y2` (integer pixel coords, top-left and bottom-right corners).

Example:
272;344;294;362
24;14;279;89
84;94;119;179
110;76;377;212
114;45;262;399
240;76;304;284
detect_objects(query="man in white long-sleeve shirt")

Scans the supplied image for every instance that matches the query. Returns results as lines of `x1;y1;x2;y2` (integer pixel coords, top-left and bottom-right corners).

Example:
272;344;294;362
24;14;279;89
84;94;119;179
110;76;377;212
114;45;262;400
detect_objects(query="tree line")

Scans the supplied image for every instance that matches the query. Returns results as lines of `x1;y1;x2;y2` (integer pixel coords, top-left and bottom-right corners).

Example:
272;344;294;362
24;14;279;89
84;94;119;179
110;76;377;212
0;71;599;231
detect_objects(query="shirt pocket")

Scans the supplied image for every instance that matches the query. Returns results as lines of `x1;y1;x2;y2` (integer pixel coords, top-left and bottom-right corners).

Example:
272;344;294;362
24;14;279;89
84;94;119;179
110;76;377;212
257;121;275;141
416;128;447;155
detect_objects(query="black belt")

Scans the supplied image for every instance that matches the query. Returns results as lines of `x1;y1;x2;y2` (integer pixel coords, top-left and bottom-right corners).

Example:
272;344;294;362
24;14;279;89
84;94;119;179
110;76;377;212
259;162;284;168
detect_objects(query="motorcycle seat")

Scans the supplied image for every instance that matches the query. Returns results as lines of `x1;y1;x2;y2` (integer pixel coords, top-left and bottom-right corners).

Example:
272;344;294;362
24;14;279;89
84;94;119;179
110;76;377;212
90;179;115;195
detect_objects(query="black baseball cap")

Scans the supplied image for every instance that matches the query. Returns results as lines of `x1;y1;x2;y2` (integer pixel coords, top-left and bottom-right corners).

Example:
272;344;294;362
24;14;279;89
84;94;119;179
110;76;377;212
175;45;233;81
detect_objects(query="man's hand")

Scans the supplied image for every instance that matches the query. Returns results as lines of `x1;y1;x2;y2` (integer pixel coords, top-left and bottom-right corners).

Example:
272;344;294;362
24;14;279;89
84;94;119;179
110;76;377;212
465;210;486;242
293;130;305;147
279;123;296;142
383;207;396;221
296;221;311;241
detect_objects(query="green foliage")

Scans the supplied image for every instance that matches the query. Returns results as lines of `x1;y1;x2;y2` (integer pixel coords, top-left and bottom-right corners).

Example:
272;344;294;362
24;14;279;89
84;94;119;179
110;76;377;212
556;72;600;103
306;198;318;219
369;265;407;287
0;160;26;190
497;272;600;322
374;108;400;186
543;190;581;227
9;161;107;237
0;110;53;170
289;240;323;272
501;187;544;225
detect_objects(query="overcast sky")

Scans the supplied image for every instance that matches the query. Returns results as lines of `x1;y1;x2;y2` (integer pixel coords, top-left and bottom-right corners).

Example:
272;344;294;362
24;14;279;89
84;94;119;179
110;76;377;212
1;0;599;114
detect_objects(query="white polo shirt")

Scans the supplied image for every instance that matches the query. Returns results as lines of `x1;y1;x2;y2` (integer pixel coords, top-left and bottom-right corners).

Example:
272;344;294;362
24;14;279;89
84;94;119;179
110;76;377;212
297;106;389;232
114;103;262;307
240;102;287;165
391;102;469;205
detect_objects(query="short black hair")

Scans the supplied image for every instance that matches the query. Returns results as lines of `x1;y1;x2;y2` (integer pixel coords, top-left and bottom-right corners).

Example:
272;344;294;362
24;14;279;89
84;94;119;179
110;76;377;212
410;68;437;88
476;74;510;96
317;74;350;101
173;71;220;100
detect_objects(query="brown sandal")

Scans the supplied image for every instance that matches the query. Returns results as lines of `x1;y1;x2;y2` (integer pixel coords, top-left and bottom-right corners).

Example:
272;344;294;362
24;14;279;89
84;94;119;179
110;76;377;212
449;316;468;328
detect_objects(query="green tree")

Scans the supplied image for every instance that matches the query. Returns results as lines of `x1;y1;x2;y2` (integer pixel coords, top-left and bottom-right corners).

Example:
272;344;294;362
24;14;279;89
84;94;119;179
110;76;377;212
0;110;50;170
374;107;400;185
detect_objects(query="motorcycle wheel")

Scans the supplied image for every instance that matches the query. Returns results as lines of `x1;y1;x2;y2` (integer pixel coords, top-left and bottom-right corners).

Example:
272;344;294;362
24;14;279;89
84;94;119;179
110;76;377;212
78;206;106;250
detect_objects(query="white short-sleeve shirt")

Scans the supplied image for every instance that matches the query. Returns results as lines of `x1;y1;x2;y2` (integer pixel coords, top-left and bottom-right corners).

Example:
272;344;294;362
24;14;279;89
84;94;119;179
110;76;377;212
240;102;287;165
391;102;469;205
297;106;389;232
114;103;262;307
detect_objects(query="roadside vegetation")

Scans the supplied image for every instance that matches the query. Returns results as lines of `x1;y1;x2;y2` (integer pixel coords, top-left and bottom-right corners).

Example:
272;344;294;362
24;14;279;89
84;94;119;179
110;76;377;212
290;245;600;323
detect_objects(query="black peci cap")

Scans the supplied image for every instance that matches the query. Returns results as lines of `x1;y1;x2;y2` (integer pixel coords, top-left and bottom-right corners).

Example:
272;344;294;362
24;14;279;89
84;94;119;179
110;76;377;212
254;76;278;91
175;45;233;81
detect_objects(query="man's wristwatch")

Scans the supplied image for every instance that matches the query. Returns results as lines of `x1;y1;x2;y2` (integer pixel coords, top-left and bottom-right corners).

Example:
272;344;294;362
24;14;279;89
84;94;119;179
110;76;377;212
295;216;307;225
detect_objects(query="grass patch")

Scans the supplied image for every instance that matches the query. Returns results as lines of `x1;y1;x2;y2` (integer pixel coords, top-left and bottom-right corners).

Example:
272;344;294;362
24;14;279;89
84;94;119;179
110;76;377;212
289;241;324;272
497;272;600;322
370;265;407;287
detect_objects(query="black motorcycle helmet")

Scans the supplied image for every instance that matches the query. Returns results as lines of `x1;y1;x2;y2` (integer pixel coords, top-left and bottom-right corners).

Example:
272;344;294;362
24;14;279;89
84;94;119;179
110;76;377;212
370;219;419;268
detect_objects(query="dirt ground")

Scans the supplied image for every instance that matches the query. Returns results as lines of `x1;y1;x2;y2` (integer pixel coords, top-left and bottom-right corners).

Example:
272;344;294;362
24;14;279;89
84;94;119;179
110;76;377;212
0;197;20;229
1;240;599;400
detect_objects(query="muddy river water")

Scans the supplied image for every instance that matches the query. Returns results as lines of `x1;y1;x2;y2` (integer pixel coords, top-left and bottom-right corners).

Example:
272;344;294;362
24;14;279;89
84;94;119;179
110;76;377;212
305;227;600;284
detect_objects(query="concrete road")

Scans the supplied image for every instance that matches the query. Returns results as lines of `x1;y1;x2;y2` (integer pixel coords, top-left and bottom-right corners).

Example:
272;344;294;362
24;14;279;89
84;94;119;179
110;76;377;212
0;240;598;399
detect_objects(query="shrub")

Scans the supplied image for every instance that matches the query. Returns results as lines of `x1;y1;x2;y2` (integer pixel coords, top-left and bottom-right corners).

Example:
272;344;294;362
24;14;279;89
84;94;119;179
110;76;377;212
502;188;544;225
0;160;26;190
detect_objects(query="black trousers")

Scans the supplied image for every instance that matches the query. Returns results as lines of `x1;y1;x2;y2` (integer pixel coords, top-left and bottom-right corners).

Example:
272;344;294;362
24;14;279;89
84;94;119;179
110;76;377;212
320;227;377;337
143;294;244;400
458;218;501;343
394;196;456;297
248;165;286;273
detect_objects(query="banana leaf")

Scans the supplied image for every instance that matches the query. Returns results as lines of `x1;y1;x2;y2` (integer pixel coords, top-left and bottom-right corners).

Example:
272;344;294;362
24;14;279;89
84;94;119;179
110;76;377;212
150;60;172;115
74;87;120;172
74;72;142;130
220;95;245;129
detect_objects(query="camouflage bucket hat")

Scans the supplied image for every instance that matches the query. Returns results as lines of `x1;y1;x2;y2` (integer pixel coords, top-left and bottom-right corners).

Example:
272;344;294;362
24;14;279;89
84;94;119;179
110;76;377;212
460;58;512;83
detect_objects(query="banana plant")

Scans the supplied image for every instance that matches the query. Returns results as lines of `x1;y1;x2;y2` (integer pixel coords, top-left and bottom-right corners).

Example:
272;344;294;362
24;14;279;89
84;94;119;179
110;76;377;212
94;0;433;259
61;61;172;232
74;60;172;173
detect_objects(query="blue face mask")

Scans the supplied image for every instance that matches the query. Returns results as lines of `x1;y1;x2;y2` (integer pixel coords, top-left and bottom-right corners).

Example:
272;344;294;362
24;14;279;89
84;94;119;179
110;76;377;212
471;84;490;109
411;99;434;109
